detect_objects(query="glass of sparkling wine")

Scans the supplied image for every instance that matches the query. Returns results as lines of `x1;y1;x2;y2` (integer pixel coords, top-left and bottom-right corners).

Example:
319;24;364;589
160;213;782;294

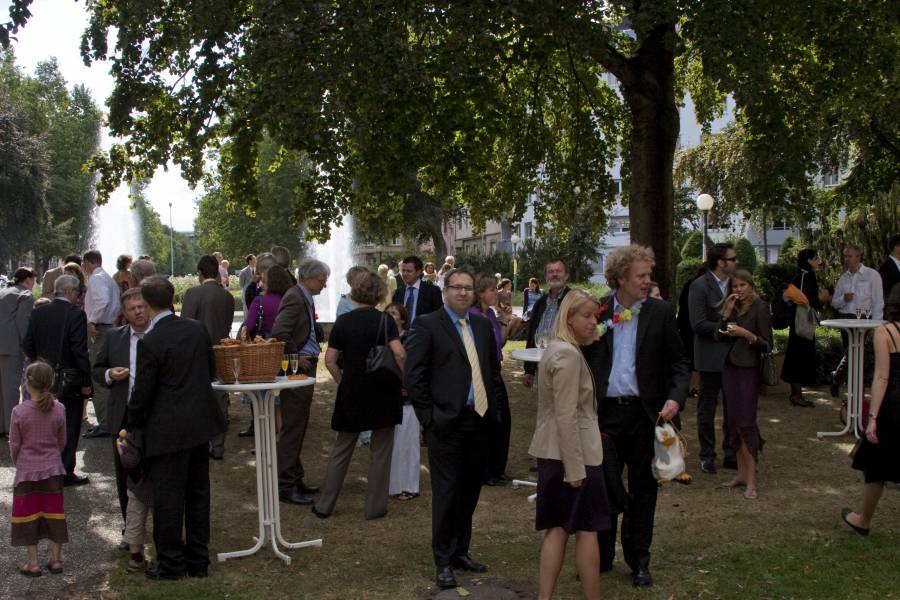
855;307;863;319
290;354;299;375
232;357;241;384
281;355;290;376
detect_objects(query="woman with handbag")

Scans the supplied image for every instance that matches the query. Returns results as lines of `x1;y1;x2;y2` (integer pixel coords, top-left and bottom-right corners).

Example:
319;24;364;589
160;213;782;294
718;270;773;499
841;287;900;536
314;272;405;519
529;289;610;600
781;249;831;407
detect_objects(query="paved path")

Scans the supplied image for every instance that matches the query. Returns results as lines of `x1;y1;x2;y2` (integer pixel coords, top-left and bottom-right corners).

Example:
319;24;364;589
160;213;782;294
1;416;121;599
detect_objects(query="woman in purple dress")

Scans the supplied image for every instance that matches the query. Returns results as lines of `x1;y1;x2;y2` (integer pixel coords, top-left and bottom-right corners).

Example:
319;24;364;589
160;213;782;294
243;265;291;339
468;273;511;486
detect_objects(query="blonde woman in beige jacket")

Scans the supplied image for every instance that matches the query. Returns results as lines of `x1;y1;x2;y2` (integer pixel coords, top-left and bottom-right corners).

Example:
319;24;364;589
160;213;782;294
529;289;610;600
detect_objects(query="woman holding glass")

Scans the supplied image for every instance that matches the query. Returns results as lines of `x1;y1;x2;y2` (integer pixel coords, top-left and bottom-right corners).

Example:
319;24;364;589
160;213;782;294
529;289;609;600
385;303;421;500
314;272;405;519
243;265;292;339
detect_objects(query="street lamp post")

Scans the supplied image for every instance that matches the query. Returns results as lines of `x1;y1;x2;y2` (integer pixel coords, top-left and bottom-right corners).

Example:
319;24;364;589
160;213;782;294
168;201;175;276
696;193;715;261
510;232;520;294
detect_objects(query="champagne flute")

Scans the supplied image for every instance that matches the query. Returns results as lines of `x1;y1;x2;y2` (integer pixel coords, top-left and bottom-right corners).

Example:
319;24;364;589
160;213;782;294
290;354;299;375
854;307;862;319
863;307;872;320
280;355;290;377
231;357;241;384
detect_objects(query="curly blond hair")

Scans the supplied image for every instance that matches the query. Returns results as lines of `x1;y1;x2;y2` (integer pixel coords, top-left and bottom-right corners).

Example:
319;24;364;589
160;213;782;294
604;244;655;288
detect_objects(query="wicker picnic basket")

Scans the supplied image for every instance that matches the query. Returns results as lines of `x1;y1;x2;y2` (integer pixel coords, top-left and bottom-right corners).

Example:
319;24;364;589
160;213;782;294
213;337;285;384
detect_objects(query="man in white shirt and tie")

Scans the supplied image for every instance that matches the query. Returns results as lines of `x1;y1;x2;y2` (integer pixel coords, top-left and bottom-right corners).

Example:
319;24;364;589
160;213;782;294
830;244;884;395
83;249;124;437
92;288;149;544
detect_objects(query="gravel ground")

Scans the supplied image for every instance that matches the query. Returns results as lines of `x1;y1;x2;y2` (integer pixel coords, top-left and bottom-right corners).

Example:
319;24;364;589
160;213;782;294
1;412;121;599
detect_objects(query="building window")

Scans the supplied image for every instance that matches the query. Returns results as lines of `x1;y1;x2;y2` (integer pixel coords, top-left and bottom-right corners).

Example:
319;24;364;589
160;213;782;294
822;169;840;187
525;222;533;239
490;241;497;253
771;221;789;231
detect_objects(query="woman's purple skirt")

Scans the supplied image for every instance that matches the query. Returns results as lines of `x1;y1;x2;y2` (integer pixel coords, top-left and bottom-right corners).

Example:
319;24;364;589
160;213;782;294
535;459;611;534
722;362;765;459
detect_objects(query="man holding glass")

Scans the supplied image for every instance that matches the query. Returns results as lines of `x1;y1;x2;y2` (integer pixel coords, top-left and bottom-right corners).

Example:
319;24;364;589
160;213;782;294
523;258;571;388
830;244;884;394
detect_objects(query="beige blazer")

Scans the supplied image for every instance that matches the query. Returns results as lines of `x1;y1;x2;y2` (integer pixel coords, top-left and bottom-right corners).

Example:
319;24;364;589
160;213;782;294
528;340;603;482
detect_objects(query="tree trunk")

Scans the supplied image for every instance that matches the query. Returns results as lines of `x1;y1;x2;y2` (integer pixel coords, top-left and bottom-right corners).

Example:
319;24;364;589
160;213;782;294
620;27;679;297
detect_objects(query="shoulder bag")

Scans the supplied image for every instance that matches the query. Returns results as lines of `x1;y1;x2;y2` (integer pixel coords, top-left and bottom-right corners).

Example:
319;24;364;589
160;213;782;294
366;312;402;381
794;271;818;340
48;310;83;398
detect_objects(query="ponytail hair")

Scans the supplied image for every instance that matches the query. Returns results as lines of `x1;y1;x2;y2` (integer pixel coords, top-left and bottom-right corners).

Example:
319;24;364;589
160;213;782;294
25;361;56;412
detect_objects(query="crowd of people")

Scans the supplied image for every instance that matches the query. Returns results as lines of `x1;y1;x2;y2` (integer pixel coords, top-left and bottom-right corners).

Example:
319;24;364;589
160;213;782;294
1;234;898;597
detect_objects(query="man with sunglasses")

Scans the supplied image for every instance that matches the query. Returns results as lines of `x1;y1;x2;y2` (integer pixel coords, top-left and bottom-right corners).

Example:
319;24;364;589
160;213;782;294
688;242;739;474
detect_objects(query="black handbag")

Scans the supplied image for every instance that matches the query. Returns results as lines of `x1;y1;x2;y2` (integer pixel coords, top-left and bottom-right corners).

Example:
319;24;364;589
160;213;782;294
365;313;402;381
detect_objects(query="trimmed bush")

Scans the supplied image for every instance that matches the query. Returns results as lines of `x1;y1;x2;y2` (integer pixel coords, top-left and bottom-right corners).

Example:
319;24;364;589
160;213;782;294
676;257;704;294
734;237;758;272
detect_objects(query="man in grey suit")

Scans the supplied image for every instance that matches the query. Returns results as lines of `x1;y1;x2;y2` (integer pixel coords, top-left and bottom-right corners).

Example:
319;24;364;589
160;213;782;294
40;254;81;300
688;242;738;474
272;258;330;506
181;255;236;459
238;254;256;311
0;268;36;435
92;287;150;531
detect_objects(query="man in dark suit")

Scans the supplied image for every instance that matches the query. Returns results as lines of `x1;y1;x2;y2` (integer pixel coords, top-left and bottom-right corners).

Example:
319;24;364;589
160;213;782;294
405;267;503;589
583;245;689;588
92;288;150;531
523;258;570;388
127;276;224;580
181;255;236;459
391;255;443;324
688;242;738;472
22;274;92;486
272;258;330;506
878;234;900;298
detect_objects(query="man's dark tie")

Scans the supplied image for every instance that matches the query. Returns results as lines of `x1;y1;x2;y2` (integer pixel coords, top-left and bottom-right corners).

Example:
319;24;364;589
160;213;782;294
405;286;416;320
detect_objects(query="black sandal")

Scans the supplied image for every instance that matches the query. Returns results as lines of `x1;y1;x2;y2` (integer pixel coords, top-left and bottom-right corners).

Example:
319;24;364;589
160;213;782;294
46;561;63;575
19;565;42;578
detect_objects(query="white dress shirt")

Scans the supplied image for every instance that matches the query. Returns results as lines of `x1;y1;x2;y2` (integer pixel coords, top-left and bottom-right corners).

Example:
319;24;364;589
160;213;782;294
832;264;884;319
85;266;122;325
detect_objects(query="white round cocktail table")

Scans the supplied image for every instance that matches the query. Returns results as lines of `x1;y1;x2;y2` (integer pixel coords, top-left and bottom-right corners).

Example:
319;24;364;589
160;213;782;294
211;376;322;564
510;347;544;363
818;318;885;439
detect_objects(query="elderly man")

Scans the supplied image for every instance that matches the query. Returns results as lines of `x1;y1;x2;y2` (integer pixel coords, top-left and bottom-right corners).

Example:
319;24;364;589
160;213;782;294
272;258;330;506
523;258;571;388
23;275;93;485
831;244;885;395
181;255;236;459
0;267;35;435
689;242;739;470
583;245;689;588
128;259;157;288
238;254;256;309
92;287;150;538
405;266;503;589
83;249;123;438
41;254;81;300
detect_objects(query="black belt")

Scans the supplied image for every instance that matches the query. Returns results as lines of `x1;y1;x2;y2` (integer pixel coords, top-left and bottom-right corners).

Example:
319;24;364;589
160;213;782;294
606;395;639;405
94;323;114;327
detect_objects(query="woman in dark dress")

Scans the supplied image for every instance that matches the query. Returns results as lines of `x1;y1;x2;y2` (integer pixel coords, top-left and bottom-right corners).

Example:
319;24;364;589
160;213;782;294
313;272;405;520
718;271;773;499
842;288;900;535
781;248;831;407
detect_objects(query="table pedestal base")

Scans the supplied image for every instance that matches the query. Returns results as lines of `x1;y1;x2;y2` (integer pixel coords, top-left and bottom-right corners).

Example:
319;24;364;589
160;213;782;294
217;388;322;565
818;329;866;439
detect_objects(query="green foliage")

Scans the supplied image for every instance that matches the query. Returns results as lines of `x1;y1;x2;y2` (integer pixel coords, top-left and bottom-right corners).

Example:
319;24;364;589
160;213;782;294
777;237;800;266
733;237;758;273
516;225;601;284
132;184;200;276
754;263;795;305
680;230;714;263
676;258;704;295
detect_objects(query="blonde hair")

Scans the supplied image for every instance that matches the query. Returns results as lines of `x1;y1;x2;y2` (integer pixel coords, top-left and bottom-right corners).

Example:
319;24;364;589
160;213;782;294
604;244;655;288
550;289;601;346
725;270;759;316
25;361;56;412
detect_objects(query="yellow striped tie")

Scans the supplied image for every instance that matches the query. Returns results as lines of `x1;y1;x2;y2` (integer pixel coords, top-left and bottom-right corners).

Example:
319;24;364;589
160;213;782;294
459;318;488;416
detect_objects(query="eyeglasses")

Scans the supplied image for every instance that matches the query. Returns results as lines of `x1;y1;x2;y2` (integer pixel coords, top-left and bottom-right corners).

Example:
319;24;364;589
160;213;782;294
725;257;738;262
446;285;474;293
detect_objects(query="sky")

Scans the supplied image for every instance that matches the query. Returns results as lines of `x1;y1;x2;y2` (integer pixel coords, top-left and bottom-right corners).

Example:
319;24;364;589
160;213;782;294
6;0;201;232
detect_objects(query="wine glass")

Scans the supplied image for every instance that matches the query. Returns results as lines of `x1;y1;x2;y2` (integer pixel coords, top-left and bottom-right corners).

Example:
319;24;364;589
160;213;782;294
231;357;241;384
290;354;299;375
863;307;872;320
535;332;547;349
280;355;290;377
854;307;863;319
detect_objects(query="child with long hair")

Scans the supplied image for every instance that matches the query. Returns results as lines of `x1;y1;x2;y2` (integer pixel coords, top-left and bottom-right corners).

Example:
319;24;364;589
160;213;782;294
9;361;68;576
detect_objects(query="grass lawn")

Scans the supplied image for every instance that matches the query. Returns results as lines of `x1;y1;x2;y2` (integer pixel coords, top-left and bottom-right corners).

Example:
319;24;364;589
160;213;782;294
103;354;899;600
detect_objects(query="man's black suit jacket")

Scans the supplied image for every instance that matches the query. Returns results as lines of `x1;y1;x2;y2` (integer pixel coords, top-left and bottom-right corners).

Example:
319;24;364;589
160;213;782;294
582;296;690;423
92;325;132;434
22;298;91;387
392;279;444;321
404;307;503;431
879;258;900;299
524;286;571;375
127;314;224;457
